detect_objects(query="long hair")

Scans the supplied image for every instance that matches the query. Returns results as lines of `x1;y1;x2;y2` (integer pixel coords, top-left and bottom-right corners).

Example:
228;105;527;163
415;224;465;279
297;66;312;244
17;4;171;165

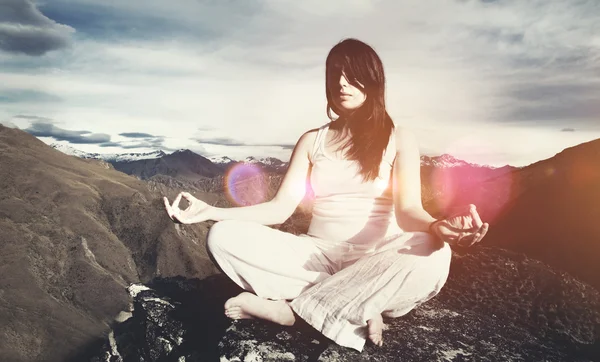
325;38;395;182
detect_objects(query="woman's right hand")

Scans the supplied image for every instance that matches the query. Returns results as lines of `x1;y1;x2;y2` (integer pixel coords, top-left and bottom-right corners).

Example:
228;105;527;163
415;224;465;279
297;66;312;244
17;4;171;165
163;192;213;224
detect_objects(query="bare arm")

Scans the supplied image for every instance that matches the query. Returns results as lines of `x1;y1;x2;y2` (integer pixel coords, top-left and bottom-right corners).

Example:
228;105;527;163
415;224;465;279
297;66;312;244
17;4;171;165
392;126;437;232
207;130;316;225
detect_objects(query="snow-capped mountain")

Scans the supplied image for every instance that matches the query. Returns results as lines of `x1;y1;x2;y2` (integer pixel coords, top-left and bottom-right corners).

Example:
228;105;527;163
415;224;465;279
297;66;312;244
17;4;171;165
244;156;287;167
50;143;166;162
50;143;103;159
209;155;237;165
101;150;166;163
51;142;505;174
242;156;288;171
420;154;498;169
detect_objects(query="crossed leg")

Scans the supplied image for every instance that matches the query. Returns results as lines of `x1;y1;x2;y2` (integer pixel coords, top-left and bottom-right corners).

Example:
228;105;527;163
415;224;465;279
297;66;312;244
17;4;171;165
289;233;452;351
224;292;296;326
206;220;338;325
207;221;451;350
223;291;385;346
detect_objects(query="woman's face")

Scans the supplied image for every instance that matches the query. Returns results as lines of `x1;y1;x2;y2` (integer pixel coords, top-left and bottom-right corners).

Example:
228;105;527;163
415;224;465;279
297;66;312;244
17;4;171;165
329;71;366;113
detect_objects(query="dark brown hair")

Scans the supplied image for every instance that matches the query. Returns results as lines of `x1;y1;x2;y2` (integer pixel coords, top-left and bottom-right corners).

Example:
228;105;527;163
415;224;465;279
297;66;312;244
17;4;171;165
325;38;395;182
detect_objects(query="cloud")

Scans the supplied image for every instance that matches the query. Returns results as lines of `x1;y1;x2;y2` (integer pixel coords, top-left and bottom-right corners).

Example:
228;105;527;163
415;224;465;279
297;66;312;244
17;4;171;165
193;136;294;150
119;132;157;138
496;82;600;124
97;138;204;154
99;132;167;150
99;140;161;149
97;141;120;147
24;122;110;144
14;114;54;122
561;128;576;132
0;89;62;103
2;0;600;166
37;0;261;41
0;0;74;56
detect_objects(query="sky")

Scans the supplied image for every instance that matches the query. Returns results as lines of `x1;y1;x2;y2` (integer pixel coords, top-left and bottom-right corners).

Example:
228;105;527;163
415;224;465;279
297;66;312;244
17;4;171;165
0;0;599;167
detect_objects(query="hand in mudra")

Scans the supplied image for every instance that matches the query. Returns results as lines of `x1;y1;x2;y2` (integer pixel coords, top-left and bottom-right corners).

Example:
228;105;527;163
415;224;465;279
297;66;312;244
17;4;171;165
163;192;212;224
432;204;489;247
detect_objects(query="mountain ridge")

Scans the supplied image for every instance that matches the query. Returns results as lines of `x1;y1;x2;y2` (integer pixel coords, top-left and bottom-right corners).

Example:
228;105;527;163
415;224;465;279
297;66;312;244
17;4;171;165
50;144;510;170
2;124;599;361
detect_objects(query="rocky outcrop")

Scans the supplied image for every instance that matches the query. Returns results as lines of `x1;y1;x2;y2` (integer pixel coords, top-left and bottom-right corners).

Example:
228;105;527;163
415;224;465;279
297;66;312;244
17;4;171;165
87;247;600;362
0;124;220;362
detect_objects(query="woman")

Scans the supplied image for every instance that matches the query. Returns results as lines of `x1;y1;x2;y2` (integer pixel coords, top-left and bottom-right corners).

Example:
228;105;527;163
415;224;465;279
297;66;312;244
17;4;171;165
163;38;488;351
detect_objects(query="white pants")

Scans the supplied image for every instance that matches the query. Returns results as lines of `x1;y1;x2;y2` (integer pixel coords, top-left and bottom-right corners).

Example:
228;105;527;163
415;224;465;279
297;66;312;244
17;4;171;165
207;220;452;351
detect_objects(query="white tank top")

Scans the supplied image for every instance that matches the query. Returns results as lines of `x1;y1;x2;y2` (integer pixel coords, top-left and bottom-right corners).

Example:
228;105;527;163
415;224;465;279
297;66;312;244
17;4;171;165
306;122;404;244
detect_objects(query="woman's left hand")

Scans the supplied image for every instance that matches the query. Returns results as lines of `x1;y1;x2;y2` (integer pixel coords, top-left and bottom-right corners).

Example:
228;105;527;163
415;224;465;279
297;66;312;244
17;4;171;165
431;204;489;247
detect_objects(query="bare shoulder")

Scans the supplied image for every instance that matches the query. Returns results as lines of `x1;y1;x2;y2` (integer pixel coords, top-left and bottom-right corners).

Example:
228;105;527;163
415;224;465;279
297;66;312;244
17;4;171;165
299;127;319;143
294;127;320;152
286;127;320;164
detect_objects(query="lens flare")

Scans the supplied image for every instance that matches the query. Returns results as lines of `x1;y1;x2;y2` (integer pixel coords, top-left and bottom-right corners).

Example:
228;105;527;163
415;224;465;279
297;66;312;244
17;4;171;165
224;163;267;206
544;166;556;177
430;137;517;224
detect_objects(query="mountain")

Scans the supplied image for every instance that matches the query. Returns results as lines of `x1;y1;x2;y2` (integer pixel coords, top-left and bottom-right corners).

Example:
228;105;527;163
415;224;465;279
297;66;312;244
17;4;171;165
419;157;517;224
5;124;600;361
421;154;491;168
49;144;223;181
242;156;289;172
40;138;600;292
51;144;290;176
50;143;102;159
0;125;221;362
110;149;224;181
87;248;600;361
417;138;600;290
208;155;237;165
53;144;516;182
50;143;166;162
101;150;167;163
483;138;600;290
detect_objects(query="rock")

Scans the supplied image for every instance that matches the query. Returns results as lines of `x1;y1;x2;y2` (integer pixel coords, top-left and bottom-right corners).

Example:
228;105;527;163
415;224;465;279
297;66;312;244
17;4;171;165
86;247;600;362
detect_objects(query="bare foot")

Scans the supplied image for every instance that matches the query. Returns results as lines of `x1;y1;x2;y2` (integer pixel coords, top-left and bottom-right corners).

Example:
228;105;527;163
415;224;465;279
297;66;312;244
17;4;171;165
367;314;385;347
224;292;296;326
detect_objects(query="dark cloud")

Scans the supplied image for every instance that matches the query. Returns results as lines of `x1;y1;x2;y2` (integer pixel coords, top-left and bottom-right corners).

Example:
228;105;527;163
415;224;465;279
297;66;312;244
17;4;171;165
97;138;198;155
100;135;165;149
98;142;121;147
99;142;155;149
193;136;294;150
119;132;156;138
194;137;247;147
509;83;597;103
37;0;260;43
14;114;54;122
561;128;576;132
0;89;62;103
0;0;54;26
25;122;110;144
0;0;73;56
494;82;600;129
38;1;176;40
